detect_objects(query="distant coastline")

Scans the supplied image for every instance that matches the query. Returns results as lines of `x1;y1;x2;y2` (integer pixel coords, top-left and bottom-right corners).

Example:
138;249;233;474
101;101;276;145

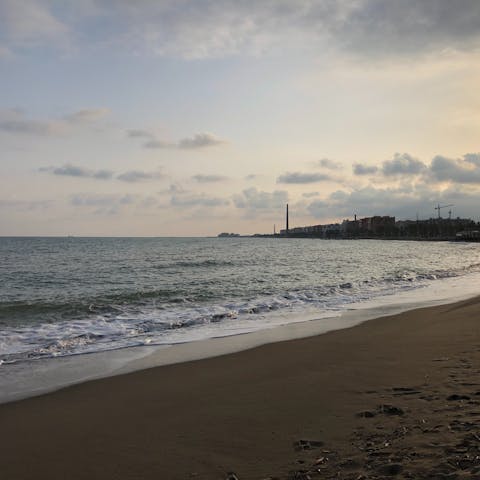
249;212;480;242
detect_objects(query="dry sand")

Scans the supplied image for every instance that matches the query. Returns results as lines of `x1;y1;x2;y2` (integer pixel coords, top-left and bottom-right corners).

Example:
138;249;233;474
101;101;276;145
1;296;480;479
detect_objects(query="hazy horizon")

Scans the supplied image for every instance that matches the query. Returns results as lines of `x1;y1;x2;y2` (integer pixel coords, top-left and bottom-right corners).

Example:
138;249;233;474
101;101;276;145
1;1;480;236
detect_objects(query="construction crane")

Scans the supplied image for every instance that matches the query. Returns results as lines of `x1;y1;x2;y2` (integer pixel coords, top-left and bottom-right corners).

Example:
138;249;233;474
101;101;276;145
434;203;454;219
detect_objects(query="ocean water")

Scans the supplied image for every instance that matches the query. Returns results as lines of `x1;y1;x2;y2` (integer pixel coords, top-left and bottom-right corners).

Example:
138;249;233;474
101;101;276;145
1;237;480;367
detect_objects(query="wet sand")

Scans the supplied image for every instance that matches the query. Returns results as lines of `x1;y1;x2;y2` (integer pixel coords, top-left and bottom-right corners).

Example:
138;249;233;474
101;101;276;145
1;296;479;479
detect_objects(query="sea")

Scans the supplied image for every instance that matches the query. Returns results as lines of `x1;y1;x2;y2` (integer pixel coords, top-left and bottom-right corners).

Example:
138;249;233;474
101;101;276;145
1;237;480;401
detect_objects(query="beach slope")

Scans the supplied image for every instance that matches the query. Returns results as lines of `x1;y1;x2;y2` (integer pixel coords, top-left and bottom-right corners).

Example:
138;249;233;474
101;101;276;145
1;297;479;479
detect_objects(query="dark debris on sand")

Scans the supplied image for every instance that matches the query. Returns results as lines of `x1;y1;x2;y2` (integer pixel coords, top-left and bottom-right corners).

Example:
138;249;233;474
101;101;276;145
278;352;480;480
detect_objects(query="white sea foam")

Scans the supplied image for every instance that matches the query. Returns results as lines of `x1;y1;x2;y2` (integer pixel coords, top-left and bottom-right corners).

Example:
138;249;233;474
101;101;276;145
1;237;480;402
1;269;479;405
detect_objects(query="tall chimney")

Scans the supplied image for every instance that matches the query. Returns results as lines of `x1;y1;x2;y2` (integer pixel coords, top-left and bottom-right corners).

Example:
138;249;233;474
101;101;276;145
286;204;289;232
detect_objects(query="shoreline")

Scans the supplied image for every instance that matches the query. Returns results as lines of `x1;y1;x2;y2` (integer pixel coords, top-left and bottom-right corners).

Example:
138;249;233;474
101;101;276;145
1;294;480;479
2;270;480;405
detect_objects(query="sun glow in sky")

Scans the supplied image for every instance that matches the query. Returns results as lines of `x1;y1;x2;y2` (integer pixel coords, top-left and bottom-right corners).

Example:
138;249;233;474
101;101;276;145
1;1;480;236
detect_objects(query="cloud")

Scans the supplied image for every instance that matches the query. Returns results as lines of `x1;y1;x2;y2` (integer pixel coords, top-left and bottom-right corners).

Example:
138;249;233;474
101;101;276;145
464;153;480;167
0;46;11;57
0;0;68;49
429;154;480;184
0;198;52;211
306;178;480;222
382;153;426;176
40;164;114;180
302;191;320;198
0;109;62;135
64;108;109;123
277;172;331;184
40;164;164;182
178;132;226;149
192;174;228;183
306;185;422;220
328;0;480;58
171;193;228;207
0;108;109;136
126;129;155;138
233;187;287;209
116;170;164;183
353;163;379;176
129;130;227;150
316;158;342;170
143;139;175;149
70;193;140;215
3;2;480;59
71;193;135;207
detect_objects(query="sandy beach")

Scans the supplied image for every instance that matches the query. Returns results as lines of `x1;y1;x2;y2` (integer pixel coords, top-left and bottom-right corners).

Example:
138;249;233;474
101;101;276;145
1;296;480;479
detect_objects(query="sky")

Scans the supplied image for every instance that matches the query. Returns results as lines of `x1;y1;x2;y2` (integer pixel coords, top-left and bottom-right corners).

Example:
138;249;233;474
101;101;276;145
1;0;480;236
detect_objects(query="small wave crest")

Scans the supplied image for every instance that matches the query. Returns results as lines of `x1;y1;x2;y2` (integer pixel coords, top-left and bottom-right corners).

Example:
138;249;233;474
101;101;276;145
2;260;479;366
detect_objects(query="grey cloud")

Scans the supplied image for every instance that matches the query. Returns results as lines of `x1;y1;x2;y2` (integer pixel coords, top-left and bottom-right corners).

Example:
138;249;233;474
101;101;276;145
0;109;61;135
306;181;480;222
40;164;163;182
178;133;226;149
464;153;480;167
0;0;67;47
70;193;139;215
132;131;227;150
430;154;480;184
277;172;331;184
233;188;288;210
306;185;424;220
0;198;52;211
170;194;228;207
192;174;228;183
317;158;342;170
245;174;258;180
302;191;319;198
328;0;480;58
71;193;134;207
116;170;163;182
382;153;426;176
0;108;109;136
0;46;11;57
168;184;186;194
353;163;378;176
127;129;155;138
40;164;114;180
4;2;480;59
143;139;174;149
